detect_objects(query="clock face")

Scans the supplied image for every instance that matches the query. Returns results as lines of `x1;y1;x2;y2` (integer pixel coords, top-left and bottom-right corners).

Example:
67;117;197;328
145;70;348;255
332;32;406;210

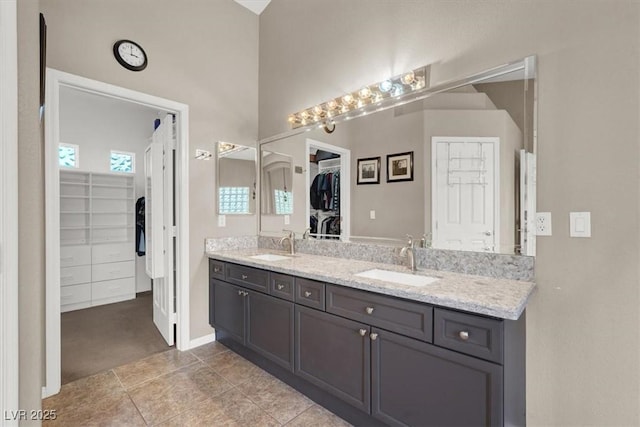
113;40;147;71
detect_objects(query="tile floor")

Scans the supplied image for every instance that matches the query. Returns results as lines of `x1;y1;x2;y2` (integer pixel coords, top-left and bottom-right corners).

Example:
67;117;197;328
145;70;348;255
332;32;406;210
43;342;351;426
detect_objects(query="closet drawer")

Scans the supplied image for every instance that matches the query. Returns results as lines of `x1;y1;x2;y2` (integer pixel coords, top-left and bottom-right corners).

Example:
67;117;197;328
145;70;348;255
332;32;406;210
434;308;503;364
295;278;325;310
209;259;225;280
92;277;135;302
270;272;294;301
92;242;134;264
326;284;433;342
60;283;91;309
60;265;91;287
92;261;135;282
225;263;269;293
60;245;91;267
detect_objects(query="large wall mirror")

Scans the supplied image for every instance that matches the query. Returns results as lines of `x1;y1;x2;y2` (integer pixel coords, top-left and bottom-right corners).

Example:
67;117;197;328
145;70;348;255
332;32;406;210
259;56;537;256
217;142;257;215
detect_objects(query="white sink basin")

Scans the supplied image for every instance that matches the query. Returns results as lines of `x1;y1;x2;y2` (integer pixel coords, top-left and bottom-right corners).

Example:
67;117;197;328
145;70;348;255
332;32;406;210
354;269;440;287
249;254;292;262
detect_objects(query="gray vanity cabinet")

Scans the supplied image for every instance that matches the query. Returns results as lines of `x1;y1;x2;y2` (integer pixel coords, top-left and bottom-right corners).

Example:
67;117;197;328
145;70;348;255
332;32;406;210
210;279;245;343
371;327;502;427
210;275;295;371
295;305;371;413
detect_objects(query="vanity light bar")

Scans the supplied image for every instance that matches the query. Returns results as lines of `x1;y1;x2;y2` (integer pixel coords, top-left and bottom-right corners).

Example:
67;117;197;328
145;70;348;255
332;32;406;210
218;141;248;157
287;66;428;129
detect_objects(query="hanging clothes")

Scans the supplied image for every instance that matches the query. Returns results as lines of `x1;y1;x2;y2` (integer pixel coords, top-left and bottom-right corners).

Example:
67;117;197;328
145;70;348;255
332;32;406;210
310;170;340;212
136;196;145;256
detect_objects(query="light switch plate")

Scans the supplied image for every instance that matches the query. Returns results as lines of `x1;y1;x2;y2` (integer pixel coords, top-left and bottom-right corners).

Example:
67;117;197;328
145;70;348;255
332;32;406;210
218;215;226;227
284;215;290;225
370;210;376;220
536;212;552;236
570;212;591;237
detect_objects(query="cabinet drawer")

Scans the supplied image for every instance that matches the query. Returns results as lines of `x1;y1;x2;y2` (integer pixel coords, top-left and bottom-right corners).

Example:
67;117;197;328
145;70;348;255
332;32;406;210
61;283;91;308
60;245;91;267
434;308;503;364
209;259;225;280
92;277;135;302
60;265;91;286
295;278;325;310
270;272;294;301
92;261;135;282
92;242;134;264
225;263;269;293
326;284;433;342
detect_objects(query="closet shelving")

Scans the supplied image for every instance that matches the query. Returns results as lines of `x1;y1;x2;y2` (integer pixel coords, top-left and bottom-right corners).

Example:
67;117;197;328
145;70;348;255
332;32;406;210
309;157;342;239
59;170;136;312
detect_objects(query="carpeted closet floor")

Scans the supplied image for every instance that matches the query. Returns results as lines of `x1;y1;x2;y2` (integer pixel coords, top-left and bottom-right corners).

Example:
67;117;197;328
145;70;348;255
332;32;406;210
61;291;172;384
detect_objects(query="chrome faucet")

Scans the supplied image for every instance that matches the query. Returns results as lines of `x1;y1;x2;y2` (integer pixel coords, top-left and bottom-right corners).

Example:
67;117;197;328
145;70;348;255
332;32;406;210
420;232;432;248
279;230;295;255
399;235;417;271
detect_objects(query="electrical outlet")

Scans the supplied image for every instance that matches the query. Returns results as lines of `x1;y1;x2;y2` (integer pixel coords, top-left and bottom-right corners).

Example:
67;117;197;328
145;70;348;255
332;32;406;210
536;212;552;236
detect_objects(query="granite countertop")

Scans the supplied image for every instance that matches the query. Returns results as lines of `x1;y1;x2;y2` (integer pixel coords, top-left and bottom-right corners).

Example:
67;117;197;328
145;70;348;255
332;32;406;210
206;248;536;320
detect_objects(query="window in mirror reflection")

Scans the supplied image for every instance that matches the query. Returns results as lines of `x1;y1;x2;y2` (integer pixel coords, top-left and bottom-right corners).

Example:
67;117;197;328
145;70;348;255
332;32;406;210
219;186;250;214
274;189;293;214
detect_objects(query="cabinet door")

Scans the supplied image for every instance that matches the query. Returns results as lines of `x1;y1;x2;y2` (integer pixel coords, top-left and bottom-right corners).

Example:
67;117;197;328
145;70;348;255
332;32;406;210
371;328;503;427
246;291;294;371
211;279;245;343
295;306;370;413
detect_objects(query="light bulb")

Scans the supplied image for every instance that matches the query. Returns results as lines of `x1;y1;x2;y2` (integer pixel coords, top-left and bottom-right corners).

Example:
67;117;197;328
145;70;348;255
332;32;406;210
358;87;372;99
412;76;426;90
379;79;393;93
313;105;324;115
300;110;310;119
327;100;338;110
401;71;415;85
391;83;404;97
287;114;296;124
342;94;354;105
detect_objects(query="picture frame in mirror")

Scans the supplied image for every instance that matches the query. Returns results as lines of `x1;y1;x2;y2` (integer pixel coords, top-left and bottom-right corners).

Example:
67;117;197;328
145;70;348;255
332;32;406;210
357;156;381;185
387;151;413;182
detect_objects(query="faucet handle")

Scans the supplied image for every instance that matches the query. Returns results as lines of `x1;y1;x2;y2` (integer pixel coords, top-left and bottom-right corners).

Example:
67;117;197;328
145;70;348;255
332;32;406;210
405;234;414;247
302;228;311;239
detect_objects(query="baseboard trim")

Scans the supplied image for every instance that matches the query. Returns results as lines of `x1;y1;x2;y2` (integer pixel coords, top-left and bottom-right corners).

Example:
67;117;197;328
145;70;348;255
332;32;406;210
188;332;216;350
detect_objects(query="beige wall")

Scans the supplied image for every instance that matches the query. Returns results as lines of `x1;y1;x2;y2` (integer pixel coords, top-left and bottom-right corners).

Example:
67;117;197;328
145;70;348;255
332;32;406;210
259;1;640;425
18;0;44;419
39;0;259;343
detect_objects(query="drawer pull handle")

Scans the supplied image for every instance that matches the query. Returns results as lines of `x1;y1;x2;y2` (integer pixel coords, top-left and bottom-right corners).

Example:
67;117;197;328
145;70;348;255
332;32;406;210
366;307;374;315
370;332;379;341
243;291;249;296
237;290;243;296
241;274;248;280
359;329;367;337
459;331;470;341
277;284;285;290
213;267;221;273
304;291;312;298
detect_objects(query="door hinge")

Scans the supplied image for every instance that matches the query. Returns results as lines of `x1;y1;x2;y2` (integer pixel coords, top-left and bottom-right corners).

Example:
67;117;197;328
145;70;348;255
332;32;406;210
170;312;177;324
172;226;177;237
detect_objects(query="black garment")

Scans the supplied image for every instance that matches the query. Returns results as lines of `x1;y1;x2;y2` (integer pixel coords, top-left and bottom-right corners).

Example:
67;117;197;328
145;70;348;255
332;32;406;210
136;197;145;256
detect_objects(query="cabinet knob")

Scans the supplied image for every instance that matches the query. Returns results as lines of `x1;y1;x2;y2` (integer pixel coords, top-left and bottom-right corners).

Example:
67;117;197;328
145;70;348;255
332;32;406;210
241;274;248;280
277;284;285;290
365;307;374;315
359;329;367;337
304;291;312;298
213;267;221;273
459;331;470;341
370;333;378;340
237;290;243;296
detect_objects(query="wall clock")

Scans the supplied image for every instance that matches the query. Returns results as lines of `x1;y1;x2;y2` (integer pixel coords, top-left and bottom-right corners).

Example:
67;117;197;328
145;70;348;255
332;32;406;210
113;39;147;71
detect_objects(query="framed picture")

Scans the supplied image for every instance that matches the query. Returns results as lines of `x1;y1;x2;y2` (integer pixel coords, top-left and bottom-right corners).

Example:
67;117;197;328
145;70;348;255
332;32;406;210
357;156;381;185
386;151;414;182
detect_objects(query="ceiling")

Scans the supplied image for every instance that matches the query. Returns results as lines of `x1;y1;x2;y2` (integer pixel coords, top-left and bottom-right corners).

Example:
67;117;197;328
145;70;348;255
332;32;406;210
233;0;271;15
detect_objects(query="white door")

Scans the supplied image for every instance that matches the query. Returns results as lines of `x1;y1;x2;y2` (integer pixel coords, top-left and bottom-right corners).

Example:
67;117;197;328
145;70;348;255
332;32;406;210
432;137;499;252
519;150;536;256
145;114;175;346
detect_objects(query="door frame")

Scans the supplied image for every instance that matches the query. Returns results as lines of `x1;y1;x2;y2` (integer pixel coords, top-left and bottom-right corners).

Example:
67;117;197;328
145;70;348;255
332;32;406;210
0;0;19;418
305;139;351;240
430;136;500;252
43;69;190;398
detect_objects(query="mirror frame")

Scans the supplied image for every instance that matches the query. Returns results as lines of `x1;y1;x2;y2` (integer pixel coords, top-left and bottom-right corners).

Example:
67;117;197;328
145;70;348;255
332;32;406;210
257;55;538;255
